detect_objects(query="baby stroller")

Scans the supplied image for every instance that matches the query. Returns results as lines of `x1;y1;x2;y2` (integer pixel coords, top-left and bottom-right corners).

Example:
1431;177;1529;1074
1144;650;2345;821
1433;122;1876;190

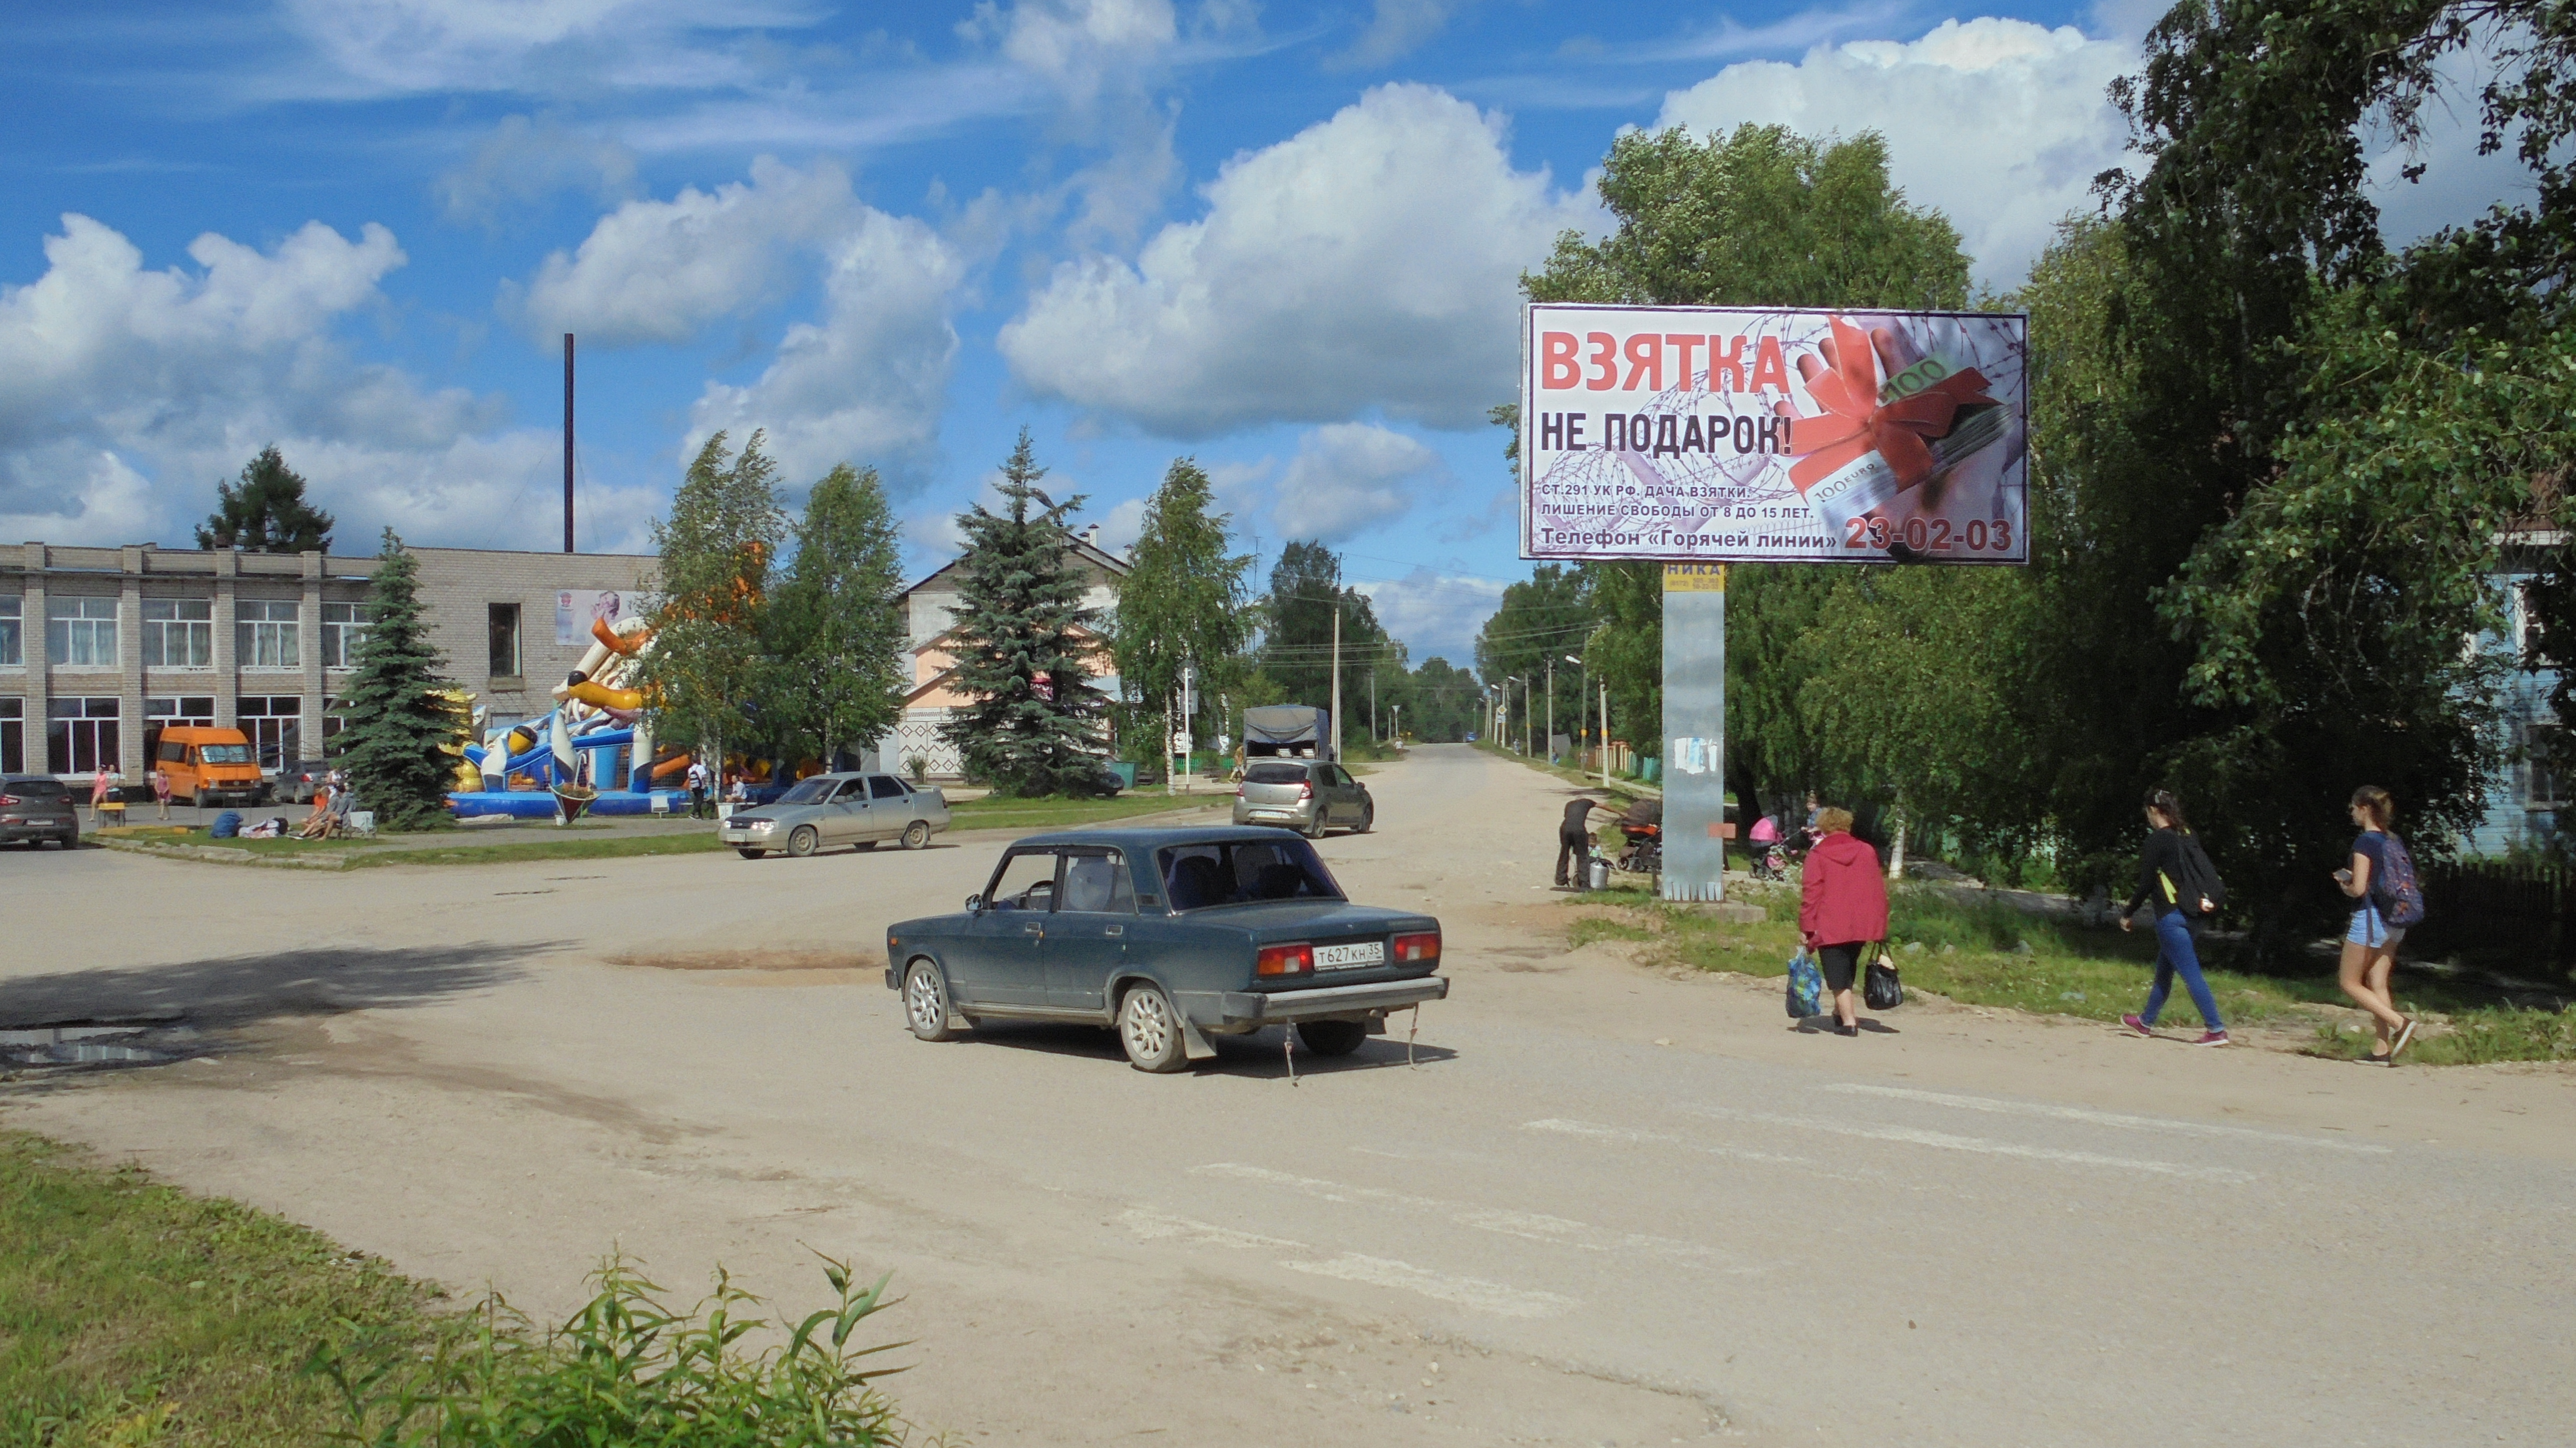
1612;798;1662;876
1747;814;1791;882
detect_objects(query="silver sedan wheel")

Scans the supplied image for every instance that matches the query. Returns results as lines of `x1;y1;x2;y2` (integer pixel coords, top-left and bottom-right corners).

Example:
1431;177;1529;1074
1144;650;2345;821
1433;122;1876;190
904;960;962;1042
1117;984;1188;1072
901;819;931;850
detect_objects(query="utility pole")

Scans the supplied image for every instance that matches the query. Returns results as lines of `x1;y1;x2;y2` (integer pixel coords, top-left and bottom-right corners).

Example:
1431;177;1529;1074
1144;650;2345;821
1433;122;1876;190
1328;606;1342;763
1546;656;1555;762
1600;680;1610;788
562;332;576;553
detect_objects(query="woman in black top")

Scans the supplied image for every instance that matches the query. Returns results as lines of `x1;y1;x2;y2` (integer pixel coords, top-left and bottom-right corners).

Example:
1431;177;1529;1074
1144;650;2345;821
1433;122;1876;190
2116;790;2229;1046
2334;785;2415;1063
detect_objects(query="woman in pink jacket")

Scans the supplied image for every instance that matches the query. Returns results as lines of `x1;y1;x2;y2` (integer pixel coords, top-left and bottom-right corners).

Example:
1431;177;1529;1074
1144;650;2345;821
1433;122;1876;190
1799;806;1891;1036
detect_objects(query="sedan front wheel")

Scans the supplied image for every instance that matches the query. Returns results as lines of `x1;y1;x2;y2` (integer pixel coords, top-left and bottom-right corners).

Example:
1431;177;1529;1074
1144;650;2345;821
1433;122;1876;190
904;959;962;1042
1117;983;1188;1073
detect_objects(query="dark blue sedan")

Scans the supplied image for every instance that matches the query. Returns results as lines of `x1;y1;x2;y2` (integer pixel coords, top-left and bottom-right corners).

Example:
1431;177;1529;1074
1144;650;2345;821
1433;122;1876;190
884;826;1449;1072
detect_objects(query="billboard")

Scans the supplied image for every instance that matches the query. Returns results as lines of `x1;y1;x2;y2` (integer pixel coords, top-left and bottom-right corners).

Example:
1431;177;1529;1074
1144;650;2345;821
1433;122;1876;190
554;589;644;646
1521;304;2028;564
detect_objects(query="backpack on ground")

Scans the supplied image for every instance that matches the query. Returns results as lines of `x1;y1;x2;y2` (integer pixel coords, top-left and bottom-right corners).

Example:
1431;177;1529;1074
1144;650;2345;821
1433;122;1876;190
1785;948;1824;1019
2372;833;2426;928
2175;831;2226;916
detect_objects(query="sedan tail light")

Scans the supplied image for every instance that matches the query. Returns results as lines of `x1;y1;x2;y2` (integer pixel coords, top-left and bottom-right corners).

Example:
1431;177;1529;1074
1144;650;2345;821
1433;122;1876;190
1297;780;1314;800
1392;932;1441;964
0;794;17;807
1256;942;1314;976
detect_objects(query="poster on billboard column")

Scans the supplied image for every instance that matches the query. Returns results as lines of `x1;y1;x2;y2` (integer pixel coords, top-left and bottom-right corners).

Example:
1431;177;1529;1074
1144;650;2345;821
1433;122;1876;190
1520;304;2029;564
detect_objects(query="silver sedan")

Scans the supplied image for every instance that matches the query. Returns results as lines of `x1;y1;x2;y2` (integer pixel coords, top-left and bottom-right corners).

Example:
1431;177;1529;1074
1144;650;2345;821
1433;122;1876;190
720;772;952;858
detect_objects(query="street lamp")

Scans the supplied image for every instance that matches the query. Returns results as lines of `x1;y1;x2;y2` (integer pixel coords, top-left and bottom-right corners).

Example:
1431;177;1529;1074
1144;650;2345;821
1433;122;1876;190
1505;676;1526;754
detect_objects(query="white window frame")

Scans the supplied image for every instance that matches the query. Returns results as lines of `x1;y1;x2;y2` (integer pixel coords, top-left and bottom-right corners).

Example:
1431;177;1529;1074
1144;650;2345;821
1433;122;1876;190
322;602;370;668
142;598;214;668
236;599;300;669
236;694;304;772
46;597;118;668
0;596;20;668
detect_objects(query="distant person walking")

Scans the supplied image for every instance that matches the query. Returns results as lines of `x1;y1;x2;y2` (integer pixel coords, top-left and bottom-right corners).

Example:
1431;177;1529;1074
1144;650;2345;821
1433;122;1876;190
88;764;115;824
1556;794;1614;888
2336;786;2420;1064
2116;790;2230;1046
152;766;172;820
1799;807;1889;1036
686;757;710;820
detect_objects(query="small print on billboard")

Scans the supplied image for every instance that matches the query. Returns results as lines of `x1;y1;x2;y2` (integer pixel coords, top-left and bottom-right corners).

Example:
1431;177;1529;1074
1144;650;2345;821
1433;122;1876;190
1521;304;2028;565
554;589;638;646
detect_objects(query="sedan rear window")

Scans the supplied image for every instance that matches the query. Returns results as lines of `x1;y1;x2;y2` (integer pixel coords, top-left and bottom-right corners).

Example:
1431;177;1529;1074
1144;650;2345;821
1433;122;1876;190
1242;762;1308;784
1158;838;1344;910
3;778;67;798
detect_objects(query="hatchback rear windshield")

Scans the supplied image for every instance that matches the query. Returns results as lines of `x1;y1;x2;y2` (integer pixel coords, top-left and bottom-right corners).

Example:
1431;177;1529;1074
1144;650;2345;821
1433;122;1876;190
2;778;68;798
1242;762;1309;784
1157;838;1344;910
197;744;253;764
776;777;836;805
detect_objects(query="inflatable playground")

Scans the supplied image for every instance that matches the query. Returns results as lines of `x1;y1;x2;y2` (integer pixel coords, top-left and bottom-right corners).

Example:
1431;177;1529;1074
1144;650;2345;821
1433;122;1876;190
449;614;690;820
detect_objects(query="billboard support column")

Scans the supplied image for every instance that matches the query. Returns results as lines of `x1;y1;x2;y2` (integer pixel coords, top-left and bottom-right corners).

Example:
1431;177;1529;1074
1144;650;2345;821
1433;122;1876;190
1662;564;1726;903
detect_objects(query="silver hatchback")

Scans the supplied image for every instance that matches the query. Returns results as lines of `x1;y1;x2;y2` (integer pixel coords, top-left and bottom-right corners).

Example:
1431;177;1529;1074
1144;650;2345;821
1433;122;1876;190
721;772;952;858
1230;759;1373;837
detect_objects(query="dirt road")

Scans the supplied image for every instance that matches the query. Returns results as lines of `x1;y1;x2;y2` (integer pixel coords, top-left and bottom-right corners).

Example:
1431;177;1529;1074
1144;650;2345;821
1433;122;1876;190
5;744;2571;1445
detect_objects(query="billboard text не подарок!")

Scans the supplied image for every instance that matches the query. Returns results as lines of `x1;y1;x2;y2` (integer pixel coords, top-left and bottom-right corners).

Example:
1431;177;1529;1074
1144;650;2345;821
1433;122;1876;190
1520;304;2028;565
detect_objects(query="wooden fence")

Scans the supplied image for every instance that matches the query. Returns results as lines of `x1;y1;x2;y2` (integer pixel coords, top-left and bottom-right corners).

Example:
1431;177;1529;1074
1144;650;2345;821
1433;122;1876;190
2408;860;2576;974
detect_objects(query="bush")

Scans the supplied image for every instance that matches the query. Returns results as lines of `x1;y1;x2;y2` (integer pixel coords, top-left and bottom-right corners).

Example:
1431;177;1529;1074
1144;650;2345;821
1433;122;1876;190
308;1254;910;1446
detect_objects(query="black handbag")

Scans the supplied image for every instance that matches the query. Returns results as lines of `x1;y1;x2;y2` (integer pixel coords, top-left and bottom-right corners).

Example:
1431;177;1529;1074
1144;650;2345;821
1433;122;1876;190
1863;946;1905;1012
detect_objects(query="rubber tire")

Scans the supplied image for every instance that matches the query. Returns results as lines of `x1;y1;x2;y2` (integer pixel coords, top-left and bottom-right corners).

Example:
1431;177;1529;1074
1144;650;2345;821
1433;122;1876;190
1356;803;1374;834
1296;1020;1368;1056
1301;813;1329;840
1116;984;1190;1073
736;848;766;860
901;820;931;850
787;824;819;858
904;959;962;1042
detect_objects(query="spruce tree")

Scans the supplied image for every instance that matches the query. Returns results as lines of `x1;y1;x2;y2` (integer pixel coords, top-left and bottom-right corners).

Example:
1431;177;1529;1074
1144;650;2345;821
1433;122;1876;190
198;445;336;552
335;528;459;830
939;430;1110;796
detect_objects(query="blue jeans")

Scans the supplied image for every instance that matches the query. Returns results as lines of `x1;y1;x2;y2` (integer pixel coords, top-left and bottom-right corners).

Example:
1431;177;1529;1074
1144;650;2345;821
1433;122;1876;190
2144;910;2224;1031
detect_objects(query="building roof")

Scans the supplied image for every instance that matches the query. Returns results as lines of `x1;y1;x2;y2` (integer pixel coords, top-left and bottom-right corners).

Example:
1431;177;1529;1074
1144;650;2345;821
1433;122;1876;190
899;528;1130;598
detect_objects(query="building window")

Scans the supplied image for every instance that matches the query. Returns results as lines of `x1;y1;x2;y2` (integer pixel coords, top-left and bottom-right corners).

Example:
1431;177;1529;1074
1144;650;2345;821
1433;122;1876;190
322;602;371;668
236;599;300;668
323;696;350;757
2526;722;2565;811
488;602;521;678
47;696;119;774
236;695;303;772
46;598;118;668
142;598;214;668
0;698;20;772
0;596;20;667
144;696;216;766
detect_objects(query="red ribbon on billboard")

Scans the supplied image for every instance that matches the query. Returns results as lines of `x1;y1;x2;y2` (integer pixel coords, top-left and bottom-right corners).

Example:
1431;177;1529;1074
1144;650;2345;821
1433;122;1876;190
1786;316;1992;492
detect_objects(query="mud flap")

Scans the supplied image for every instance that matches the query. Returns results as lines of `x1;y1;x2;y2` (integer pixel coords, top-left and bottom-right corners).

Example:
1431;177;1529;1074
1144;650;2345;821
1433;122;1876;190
1178;1012;1218;1062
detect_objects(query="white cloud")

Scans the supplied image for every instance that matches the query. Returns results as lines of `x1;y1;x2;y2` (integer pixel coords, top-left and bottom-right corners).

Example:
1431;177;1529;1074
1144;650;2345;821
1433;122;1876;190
0;212;578;550
276;0;814;97
438;115;640;224
1333;0;1470;70
514;158;862;346
1656;18;2136;289
1212;423;1452;544
1352;566;1505;667
686;208;966;488
966;0;1178;97
1090;494;1150;553
1001;83;1597;436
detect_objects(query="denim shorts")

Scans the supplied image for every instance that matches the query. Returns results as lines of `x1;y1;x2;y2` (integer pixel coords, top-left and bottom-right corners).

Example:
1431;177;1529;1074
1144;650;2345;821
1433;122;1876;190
2347;902;2403;950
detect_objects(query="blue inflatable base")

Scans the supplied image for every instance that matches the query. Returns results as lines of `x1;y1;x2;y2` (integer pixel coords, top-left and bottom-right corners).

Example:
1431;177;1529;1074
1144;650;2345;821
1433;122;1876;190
449;790;688;819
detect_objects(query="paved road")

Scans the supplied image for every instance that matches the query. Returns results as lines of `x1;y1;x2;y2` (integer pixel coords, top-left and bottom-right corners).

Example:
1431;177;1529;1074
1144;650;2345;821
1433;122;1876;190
4;745;2571;1446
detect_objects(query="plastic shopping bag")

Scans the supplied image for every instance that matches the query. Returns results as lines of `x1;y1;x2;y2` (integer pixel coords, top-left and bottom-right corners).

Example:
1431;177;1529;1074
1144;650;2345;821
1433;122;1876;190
1786;947;1824;1019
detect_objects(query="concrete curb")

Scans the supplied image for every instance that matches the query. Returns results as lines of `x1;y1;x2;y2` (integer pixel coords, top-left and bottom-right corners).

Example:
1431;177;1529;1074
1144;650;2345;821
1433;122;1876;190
94;838;358;871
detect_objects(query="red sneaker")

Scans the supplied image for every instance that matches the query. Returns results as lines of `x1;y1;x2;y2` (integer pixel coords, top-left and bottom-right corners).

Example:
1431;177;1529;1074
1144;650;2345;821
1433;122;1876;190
2191;1030;2230;1047
2119;1013;2153;1038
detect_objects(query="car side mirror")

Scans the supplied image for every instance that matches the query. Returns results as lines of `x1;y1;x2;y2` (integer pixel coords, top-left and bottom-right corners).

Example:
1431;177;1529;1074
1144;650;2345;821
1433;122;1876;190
964;893;982;914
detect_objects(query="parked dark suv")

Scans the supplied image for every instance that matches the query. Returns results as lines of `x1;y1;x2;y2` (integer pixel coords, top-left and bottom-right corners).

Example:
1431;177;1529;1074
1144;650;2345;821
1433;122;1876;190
0;776;80;848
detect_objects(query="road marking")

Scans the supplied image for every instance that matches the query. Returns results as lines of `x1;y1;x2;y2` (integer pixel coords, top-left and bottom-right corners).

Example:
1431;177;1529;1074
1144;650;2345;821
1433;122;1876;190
1524;1118;1816;1166
1674;1105;2256;1183
1192;1163;1758;1272
1114;1210;1574;1318
1816;1083;2394;1155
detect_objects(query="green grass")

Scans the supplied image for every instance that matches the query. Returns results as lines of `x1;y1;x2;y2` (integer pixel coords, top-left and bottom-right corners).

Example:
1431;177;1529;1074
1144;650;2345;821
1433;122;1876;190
1564;884;2570;1058
0;1128;918;1447
1473;738;1658;804
95;827;731;870
0;1128;440;1446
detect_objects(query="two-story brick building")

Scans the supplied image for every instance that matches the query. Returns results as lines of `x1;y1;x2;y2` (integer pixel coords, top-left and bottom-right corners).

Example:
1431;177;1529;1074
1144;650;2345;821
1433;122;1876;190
0;541;655;782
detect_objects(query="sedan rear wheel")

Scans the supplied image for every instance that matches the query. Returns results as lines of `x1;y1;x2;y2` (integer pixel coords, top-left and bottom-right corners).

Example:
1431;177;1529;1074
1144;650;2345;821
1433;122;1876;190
1117;984;1188;1072
904;959;962;1042
900;819;931;850
786;824;819;858
1300;812;1328;840
1296;1019;1368;1056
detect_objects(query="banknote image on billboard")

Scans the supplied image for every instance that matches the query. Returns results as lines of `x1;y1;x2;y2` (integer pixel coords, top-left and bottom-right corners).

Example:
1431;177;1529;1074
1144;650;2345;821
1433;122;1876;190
1520;304;2029;564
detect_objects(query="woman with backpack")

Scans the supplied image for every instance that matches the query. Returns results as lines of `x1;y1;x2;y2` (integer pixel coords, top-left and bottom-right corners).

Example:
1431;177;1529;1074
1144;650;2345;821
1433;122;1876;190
2336;785;2419;1064
2117;790;2230;1046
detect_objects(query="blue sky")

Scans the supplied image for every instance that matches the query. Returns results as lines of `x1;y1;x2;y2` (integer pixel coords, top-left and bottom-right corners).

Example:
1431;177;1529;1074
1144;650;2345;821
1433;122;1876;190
0;0;2518;665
